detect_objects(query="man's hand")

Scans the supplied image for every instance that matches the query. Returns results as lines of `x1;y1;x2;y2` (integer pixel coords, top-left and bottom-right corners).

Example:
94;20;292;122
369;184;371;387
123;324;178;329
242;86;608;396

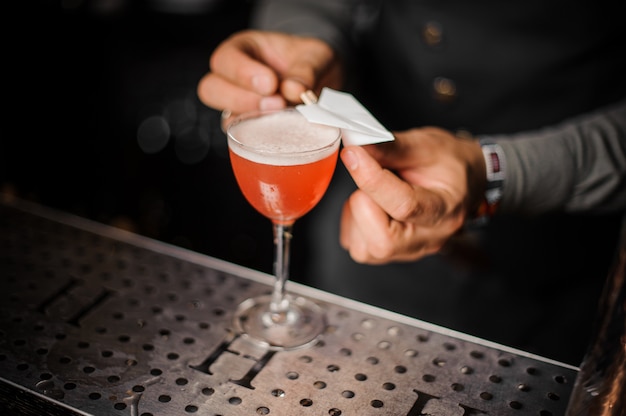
339;127;486;264
197;30;343;128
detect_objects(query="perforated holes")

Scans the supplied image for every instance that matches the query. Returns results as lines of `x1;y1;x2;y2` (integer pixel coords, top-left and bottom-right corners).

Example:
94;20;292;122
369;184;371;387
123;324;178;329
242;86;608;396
352;333;365;341
443;342;456;351
498;358;512;367
300;398;313;407
470;350;484;359
361;318;375;329
341;390;354;398
489;375;502;383
271;389;285;397
451;383;463;392
547;392;560;401
394;365;407;374
387;326;402;336
355;373;367;381
257;407;270;415
313;381;326;389
371;399;383;408
184;405;198;413
404;349;417;357
382;382;395;390
378;341;391;350
327;364;340;373
460;366;473;375
228;397;242;405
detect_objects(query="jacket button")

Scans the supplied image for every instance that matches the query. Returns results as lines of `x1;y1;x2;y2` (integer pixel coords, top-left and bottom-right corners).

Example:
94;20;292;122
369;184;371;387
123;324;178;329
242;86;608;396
422;21;443;47
432;77;457;102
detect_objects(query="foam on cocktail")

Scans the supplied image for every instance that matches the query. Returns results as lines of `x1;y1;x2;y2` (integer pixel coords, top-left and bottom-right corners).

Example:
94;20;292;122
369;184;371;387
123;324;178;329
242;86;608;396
228;111;341;166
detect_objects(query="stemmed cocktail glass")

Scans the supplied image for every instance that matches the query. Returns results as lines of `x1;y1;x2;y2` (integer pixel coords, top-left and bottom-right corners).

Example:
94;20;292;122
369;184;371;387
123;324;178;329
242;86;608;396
226;108;341;350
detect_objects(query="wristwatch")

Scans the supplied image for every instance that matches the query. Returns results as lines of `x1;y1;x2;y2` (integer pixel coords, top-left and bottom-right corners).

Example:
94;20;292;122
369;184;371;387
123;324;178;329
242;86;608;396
473;141;506;223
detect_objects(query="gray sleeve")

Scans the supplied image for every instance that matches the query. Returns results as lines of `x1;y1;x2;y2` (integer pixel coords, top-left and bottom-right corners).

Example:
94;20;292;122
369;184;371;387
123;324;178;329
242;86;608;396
481;100;626;215
251;0;370;60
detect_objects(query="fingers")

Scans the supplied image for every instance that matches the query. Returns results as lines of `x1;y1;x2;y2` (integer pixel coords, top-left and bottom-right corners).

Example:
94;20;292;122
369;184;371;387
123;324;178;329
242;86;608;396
210;31;281;96
198;33;290;114
341;146;447;223
339;191;446;264
197;72;286;116
339;190;399;264
198;30;341;116
339;144;460;264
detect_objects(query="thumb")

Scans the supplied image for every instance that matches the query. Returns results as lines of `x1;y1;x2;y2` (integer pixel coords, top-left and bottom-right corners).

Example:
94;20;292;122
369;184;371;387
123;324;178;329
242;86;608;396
280;61;318;103
279;39;338;103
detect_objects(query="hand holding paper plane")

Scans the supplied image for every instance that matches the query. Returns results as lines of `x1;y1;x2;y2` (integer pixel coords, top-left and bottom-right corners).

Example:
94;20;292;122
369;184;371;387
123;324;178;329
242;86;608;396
296;88;395;146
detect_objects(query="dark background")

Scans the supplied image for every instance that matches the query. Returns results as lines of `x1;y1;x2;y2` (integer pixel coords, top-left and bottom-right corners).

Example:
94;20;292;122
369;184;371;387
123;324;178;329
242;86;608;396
2;0;309;279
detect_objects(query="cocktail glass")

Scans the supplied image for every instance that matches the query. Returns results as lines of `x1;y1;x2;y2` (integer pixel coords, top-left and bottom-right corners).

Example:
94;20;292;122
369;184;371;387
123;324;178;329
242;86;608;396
227;108;341;350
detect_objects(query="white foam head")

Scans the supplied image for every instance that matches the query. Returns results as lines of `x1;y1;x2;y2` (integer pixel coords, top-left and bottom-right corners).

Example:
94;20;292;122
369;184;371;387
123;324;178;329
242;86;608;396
227;110;341;166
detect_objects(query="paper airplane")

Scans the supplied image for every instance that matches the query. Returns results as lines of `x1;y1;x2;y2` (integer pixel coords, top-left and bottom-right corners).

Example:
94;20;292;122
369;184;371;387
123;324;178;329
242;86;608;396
296;87;394;146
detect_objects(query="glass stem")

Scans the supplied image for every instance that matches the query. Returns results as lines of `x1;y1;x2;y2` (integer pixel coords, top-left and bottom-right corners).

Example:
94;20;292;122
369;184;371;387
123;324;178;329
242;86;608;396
270;222;293;320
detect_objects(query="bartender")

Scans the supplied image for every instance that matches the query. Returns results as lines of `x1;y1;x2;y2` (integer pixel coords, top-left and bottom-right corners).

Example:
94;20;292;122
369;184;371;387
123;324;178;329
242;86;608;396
197;0;626;364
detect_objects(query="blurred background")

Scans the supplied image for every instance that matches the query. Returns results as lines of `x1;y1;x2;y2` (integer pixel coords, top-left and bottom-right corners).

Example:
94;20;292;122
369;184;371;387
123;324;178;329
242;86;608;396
1;0;312;279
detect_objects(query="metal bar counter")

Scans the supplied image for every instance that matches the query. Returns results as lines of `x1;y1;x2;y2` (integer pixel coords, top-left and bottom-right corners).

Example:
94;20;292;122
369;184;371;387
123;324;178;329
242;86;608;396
0;197;577;415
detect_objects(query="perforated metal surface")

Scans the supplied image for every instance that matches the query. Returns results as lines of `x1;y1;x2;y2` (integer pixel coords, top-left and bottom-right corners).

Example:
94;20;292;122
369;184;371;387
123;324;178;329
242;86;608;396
0;198;577;415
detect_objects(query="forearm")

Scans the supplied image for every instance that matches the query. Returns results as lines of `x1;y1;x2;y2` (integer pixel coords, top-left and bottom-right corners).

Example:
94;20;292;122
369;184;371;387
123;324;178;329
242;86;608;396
483;99;626;214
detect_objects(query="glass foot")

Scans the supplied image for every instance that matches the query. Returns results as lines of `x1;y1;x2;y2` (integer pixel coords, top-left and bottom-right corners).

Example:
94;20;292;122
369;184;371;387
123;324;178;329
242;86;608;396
233;294;326;350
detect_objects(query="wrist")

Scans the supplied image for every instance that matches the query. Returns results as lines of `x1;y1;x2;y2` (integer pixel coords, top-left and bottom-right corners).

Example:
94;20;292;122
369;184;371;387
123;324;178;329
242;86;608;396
471;141;506;224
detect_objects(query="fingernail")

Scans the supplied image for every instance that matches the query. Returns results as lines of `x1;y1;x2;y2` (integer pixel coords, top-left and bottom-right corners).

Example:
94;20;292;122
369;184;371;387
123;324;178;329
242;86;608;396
282;78;307;100
342;148;358;170
259;96;285;110
252;75;273;95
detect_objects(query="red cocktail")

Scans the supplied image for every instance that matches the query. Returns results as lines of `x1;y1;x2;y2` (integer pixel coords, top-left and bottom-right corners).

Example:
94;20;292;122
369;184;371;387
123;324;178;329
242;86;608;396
227;108;341;349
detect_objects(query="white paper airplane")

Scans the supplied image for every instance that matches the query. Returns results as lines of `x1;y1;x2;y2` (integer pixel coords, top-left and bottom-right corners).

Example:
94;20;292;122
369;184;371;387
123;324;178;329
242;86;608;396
296;87;394;146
